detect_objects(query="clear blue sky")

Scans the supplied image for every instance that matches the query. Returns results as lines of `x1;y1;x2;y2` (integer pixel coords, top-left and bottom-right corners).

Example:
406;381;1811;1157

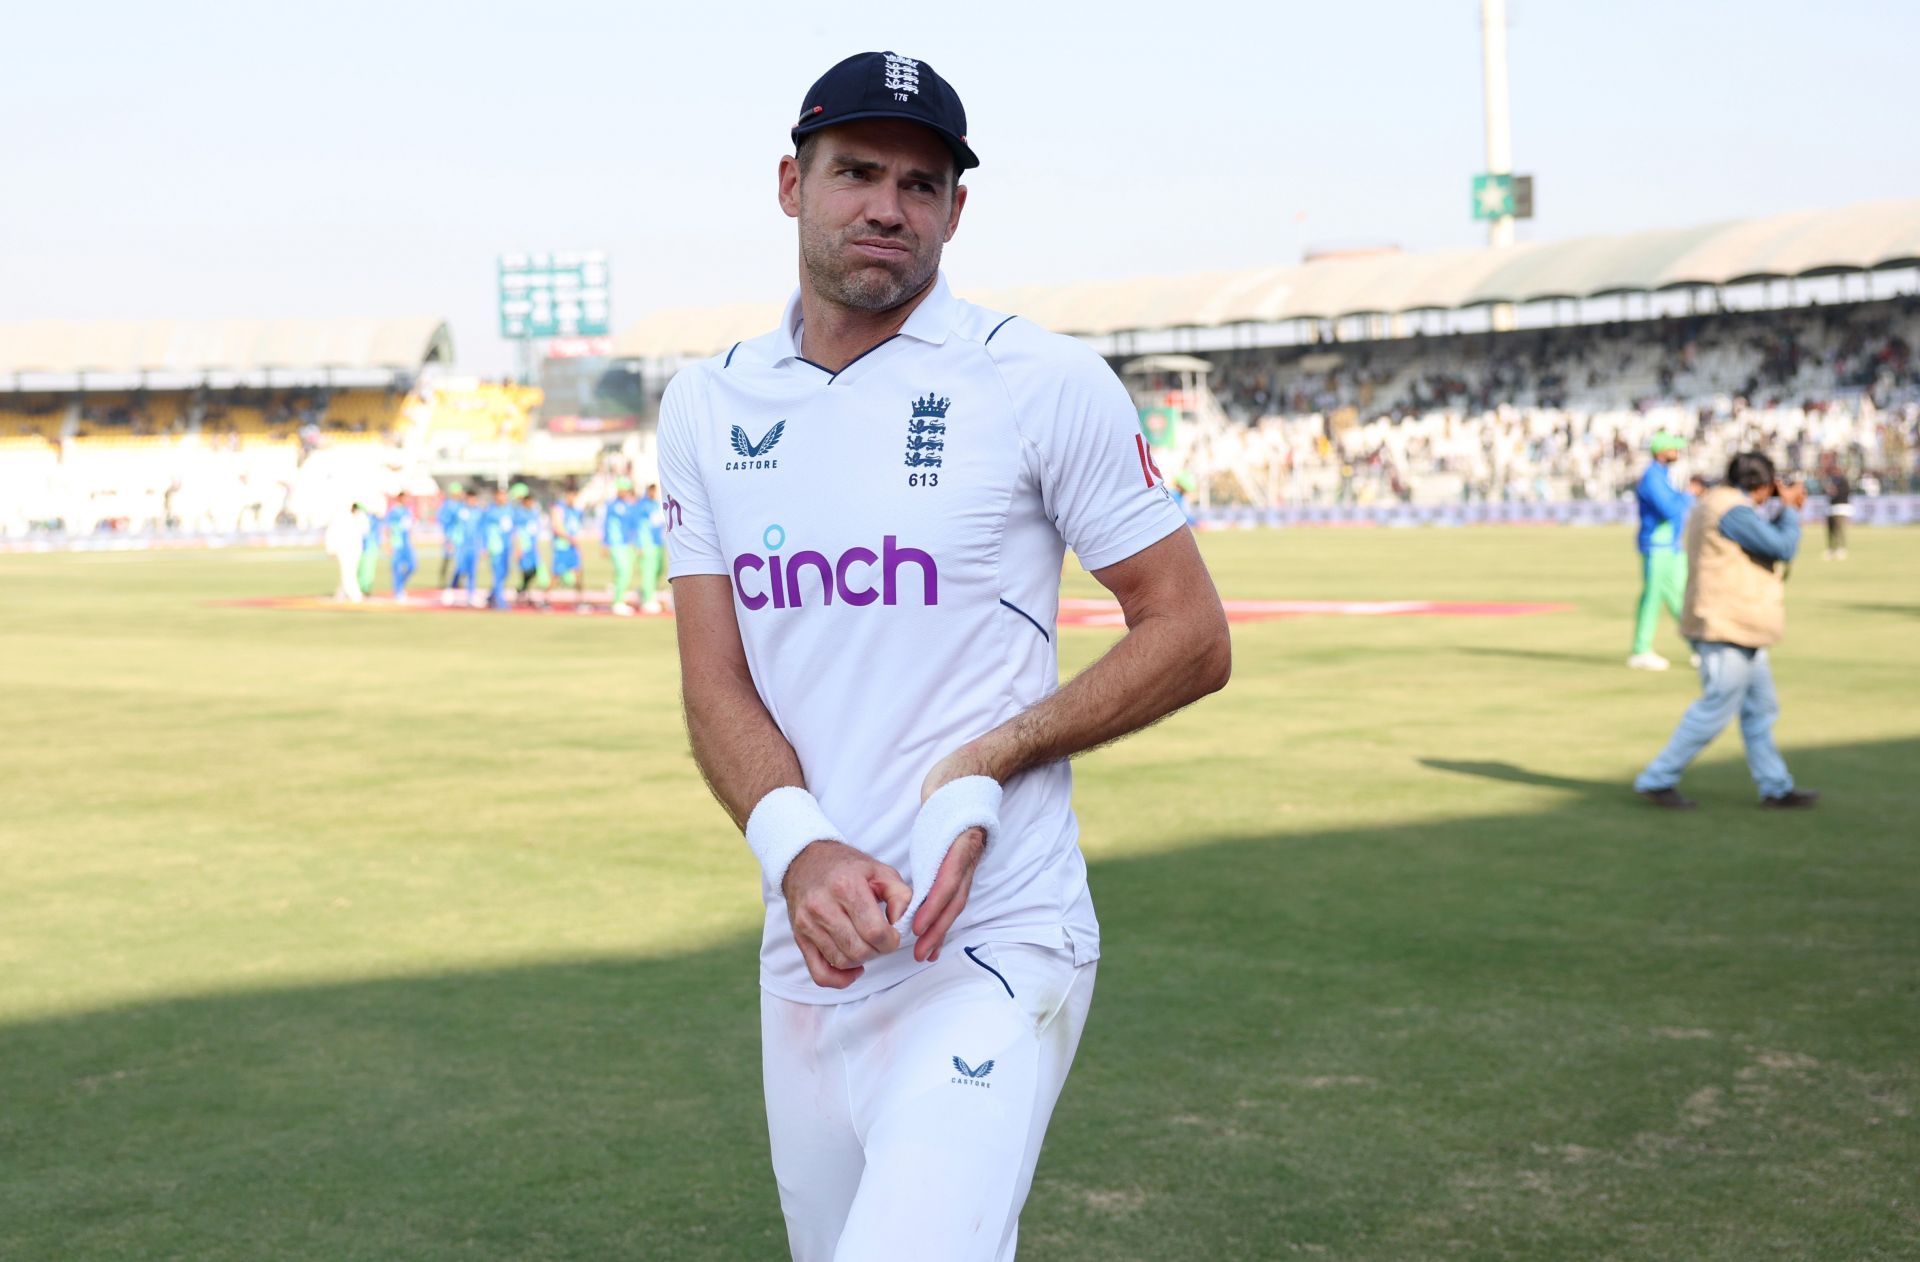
4;0;1914;375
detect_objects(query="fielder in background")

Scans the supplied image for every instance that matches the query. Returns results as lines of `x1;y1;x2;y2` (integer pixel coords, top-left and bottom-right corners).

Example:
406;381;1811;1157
1634;451;1820;811
635;481;667;614
385;492;417;600
482;484;515;609
603;477;641;616
1821;455;1853;560
436;481;464;588
550;484;589;610
356;500;383;597
510;483;547;607
1629;432;1695;671
443;486;482;606
324;502;367;603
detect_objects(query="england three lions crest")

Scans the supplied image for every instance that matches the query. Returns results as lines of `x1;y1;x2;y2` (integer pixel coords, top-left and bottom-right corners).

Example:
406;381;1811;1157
882;52;921;96
905;393;947;469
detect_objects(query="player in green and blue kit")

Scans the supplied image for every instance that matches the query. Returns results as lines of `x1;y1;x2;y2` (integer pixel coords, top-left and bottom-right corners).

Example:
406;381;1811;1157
385;492;417;600
444;486;483;606
603;477;640;616
483;484;515;609
436;481;464;588
635;481;667;614
549;484;588;611
509;483;547;607
1630;433;1695;670
357;501;382;596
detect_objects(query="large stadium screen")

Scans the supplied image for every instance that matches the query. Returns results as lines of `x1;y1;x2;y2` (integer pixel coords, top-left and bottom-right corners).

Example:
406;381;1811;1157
538;354;647;433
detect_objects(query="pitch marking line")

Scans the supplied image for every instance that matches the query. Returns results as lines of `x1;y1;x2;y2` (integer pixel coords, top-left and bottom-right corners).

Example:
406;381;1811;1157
219;593;1571;625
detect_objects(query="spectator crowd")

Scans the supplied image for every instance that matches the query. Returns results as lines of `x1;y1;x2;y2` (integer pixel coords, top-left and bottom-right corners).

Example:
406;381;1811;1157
1128;295;1920;507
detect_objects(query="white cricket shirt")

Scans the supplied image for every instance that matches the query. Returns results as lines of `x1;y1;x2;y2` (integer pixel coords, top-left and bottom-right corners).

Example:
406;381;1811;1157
659;273;1187;1004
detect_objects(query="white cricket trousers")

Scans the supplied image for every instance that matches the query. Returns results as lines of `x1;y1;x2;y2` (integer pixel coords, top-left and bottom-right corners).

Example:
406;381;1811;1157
333;553;361;602
761;940;1097;1262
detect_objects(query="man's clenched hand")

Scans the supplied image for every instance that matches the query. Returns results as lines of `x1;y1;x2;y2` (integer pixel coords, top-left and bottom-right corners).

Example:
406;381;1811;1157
782;840;910;989
912;744;1000;964
909;826;986;964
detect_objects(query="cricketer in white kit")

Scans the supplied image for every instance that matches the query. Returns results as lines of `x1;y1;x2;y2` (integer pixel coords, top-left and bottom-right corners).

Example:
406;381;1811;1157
660;50;1231;1262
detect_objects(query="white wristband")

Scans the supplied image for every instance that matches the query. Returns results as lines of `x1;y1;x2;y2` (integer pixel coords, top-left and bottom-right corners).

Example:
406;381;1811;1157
745;786;844;894
896;776;1003;936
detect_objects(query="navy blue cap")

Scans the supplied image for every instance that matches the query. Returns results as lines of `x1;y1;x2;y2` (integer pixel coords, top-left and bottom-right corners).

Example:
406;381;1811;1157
791;51;978;171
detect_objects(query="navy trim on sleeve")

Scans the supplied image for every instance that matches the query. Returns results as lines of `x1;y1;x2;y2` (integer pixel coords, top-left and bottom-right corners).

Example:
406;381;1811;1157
723;341;742;368
985;315;1018;344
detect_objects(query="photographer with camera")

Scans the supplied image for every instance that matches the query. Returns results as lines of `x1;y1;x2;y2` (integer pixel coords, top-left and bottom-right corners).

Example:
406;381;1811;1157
1633;452;1820;811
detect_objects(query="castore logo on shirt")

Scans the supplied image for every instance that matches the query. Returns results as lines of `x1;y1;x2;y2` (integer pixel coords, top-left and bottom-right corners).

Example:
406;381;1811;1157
727;421;785;470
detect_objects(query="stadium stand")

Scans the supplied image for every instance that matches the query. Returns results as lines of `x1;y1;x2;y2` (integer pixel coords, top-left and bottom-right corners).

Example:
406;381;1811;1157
0;404;65;443
1201;298;1920;421
320;388;409;437
415;382;545;451
613;198;1920;357
0;319;451;538
1154;295;1920;506
9;202;1918;538
614;198;1920;510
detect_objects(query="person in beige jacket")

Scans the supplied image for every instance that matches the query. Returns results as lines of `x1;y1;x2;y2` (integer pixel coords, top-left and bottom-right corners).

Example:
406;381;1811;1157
1634;451;1820;811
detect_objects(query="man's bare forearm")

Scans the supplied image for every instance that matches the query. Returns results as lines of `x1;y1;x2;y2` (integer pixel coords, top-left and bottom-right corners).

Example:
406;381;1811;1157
670;575;810;829
682;664;806;828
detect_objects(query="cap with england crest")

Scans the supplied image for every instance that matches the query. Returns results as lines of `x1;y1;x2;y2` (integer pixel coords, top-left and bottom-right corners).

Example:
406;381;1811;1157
790;51;979;171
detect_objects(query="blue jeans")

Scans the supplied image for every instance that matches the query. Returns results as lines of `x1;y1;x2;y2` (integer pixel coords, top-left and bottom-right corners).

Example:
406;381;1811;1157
1635;642;1794;798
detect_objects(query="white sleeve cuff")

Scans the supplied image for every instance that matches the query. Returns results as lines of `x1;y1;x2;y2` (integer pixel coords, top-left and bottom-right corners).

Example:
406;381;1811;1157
745;786;844;894
895;776;1003;936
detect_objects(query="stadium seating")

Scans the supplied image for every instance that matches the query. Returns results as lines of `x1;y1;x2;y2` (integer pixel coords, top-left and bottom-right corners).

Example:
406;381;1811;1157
0;382;437;538
416;382;544;454
2;298;1913;536
1130;296;1920;506
0;400;70;442
1198;297;1919;422
321;389;406;436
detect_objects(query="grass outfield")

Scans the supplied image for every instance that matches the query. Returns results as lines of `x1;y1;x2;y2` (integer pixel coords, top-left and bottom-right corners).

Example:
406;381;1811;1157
2;527;1916;1261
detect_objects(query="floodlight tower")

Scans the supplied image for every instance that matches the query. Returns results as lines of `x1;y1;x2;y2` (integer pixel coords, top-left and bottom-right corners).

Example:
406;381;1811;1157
1481;0;1515;249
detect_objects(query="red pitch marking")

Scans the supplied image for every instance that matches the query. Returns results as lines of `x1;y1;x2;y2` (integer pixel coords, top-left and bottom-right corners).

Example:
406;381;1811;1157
1057;598;1571;628
217;592;1569;627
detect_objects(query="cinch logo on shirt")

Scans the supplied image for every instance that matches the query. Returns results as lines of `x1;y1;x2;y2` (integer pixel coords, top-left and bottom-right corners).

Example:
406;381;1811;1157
731;527;938;611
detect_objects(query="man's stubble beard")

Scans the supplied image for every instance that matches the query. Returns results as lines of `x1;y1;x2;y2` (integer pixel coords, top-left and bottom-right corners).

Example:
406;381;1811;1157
798;200;944;314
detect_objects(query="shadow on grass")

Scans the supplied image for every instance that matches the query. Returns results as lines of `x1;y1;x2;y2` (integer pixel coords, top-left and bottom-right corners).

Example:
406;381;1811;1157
1454;645;1624;667
4;738;1917;1261
1418;758;1612;794
1839;601;1920;618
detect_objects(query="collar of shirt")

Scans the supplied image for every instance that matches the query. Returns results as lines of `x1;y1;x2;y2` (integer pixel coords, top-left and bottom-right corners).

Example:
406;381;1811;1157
772;270;958;367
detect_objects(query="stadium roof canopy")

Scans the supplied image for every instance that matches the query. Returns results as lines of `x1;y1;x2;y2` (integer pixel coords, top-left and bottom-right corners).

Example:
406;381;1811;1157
0;317;453;391
613;197;1920;359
